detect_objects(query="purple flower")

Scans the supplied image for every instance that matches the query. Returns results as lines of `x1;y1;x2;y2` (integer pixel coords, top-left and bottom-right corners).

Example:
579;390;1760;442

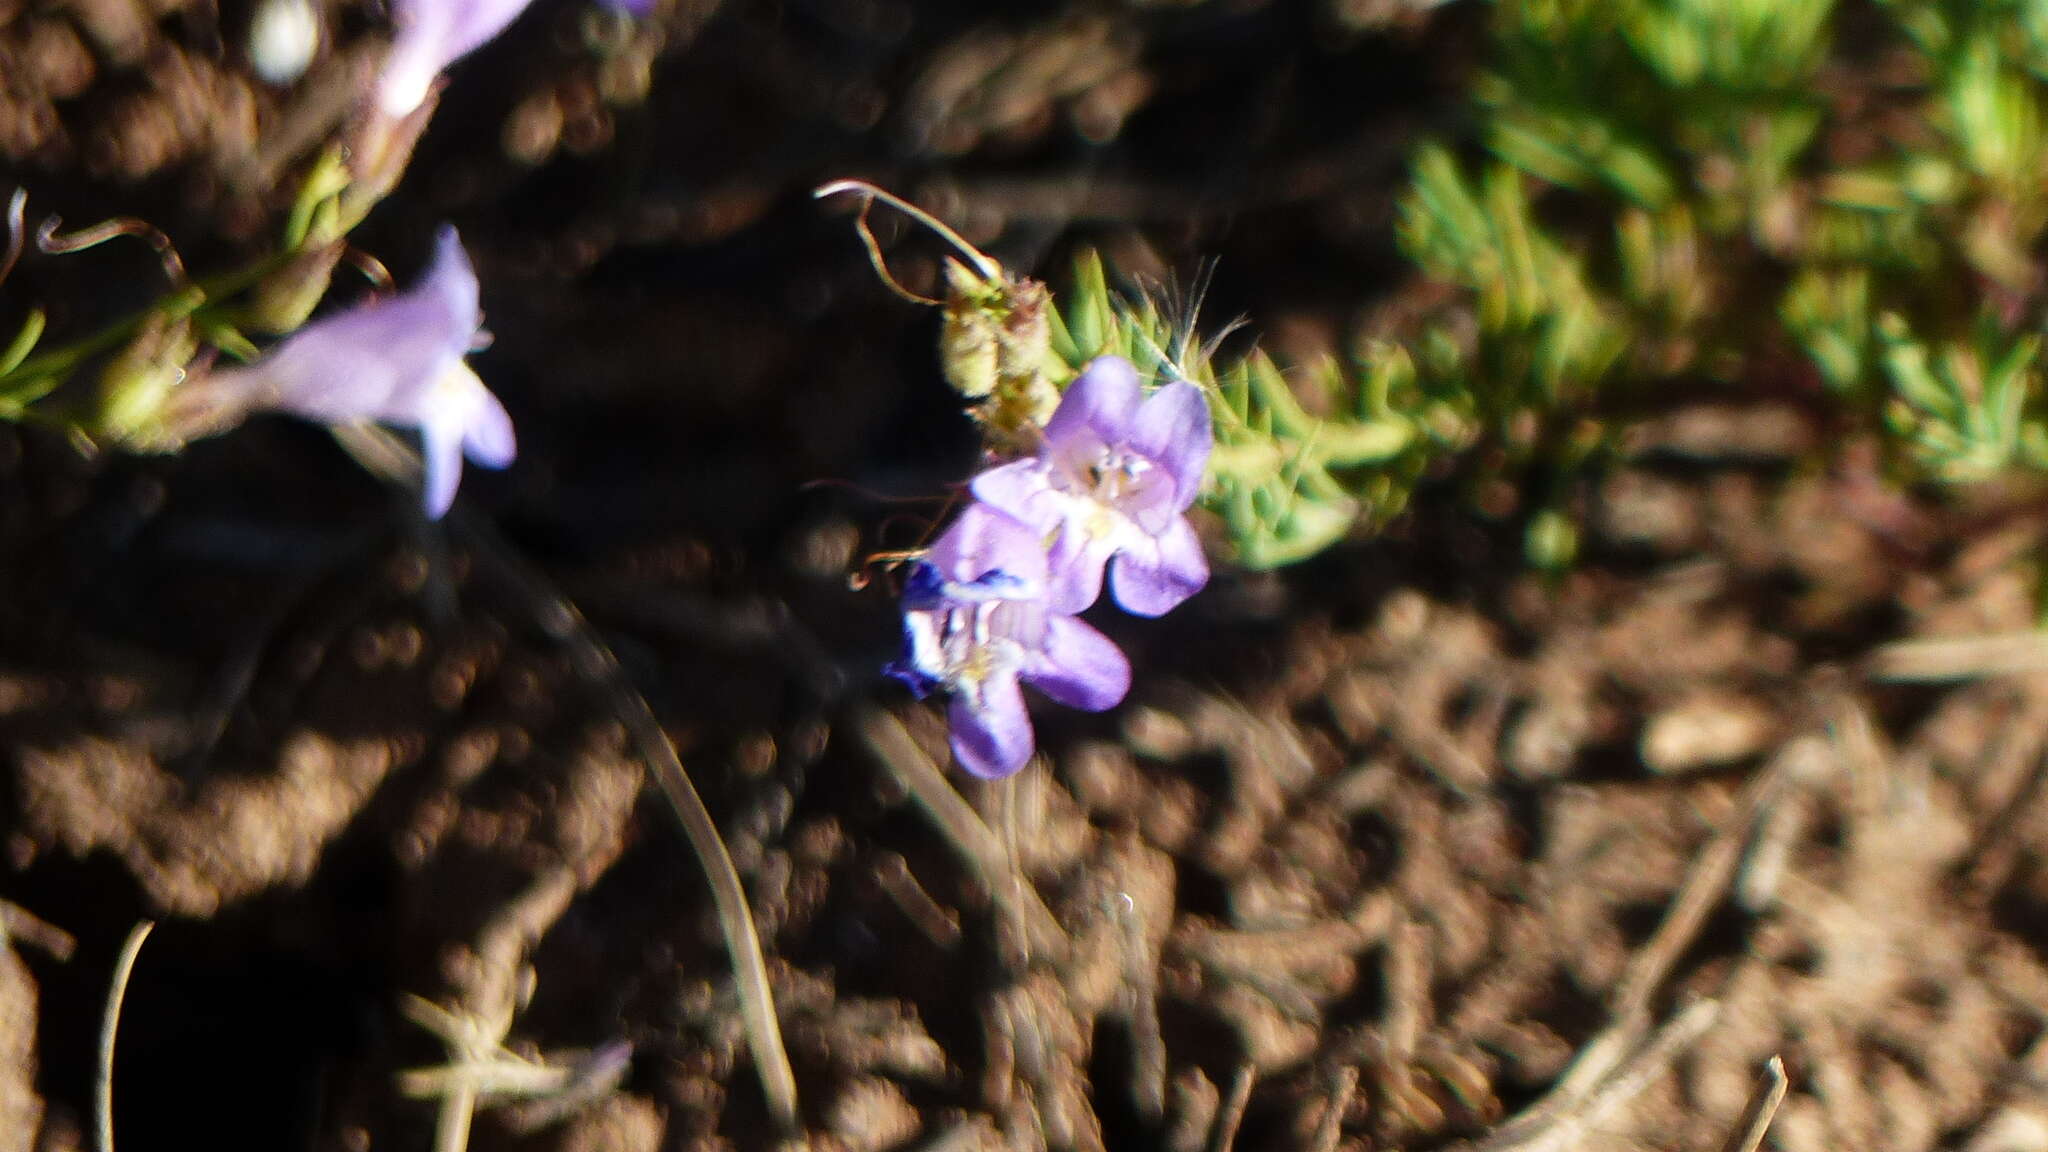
220;226;514;518
886;504;1131;778
376;0;538;117
971;356;1212;617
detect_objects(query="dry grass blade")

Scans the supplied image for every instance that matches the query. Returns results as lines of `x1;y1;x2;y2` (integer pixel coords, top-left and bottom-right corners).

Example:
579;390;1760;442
399;995;631;1147
1469;999;1720;1152
400;996;490;1152
1717;1056;1787;1152
96;920;154;1152
331;424;800;1134
1611;765;1794;1022
872;851;964;950
1870;632;2048;682
855;706;1069;961
474;545;798;1132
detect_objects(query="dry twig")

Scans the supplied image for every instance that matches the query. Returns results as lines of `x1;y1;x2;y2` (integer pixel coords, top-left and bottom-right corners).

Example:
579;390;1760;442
1469;999;1721;1152
1717;1056;1788;1152
0;900;75;961
1207;1065;1255;1152
399;995;632;1148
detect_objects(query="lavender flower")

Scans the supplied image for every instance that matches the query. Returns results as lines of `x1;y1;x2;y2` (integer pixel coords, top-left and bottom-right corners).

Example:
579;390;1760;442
887;504;1131;778
217;225;514;518
971;356;1212;617
376;0;538;117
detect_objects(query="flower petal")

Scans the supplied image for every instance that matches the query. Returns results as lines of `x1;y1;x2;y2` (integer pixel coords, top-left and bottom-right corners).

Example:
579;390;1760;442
949;675;1035;778
1043;356;1141;449
375;37;442;118
251;301;440;422
1027;615;1130;712
883;605;944;699
1108;514;1208;616
419;226;483;346
256;227;482;425
928;503;1047;592
1130;379;1213;509
1043;519;1113;614
420;410;467;519
896;559;949;612
378;0;539;115
460;375;517;468
970;459;1058;532
1119;464;1183;537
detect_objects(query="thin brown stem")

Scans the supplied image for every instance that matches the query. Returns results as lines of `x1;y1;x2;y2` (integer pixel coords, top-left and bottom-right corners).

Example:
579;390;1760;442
38;215;188;287
814;178;1002;281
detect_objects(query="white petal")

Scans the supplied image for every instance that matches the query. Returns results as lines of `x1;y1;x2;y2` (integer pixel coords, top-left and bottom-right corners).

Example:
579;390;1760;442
420;412;466;519
459;373;516;468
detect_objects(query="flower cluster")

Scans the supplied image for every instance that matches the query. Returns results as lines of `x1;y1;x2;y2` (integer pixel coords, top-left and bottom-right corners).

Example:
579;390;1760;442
887;355;1213;778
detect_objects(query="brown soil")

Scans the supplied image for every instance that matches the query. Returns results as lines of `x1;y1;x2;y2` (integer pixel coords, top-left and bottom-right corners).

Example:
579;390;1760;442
12;406;2048;1152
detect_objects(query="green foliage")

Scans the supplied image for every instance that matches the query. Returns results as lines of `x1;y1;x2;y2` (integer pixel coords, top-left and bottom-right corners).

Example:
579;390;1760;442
1156;0;2048;566
1483;0;1832;219
1398;147;1626;432
1877;314;2048;482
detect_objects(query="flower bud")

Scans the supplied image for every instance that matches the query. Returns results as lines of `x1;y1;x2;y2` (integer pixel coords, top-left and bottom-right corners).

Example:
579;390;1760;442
97;309;201;449
939;259;1001;401
344;96;436;222
247;240;344;335
939;260;1061;454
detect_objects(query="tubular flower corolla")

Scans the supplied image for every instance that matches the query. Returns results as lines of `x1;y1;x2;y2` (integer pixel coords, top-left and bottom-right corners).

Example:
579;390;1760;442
376;0;539;117
971;355;1212;617
215;225;514;518
886;504;1131;778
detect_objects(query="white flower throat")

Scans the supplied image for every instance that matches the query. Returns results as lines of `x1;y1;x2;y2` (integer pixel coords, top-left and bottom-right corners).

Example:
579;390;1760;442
1066;445;1157;544
915;597;1044;698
